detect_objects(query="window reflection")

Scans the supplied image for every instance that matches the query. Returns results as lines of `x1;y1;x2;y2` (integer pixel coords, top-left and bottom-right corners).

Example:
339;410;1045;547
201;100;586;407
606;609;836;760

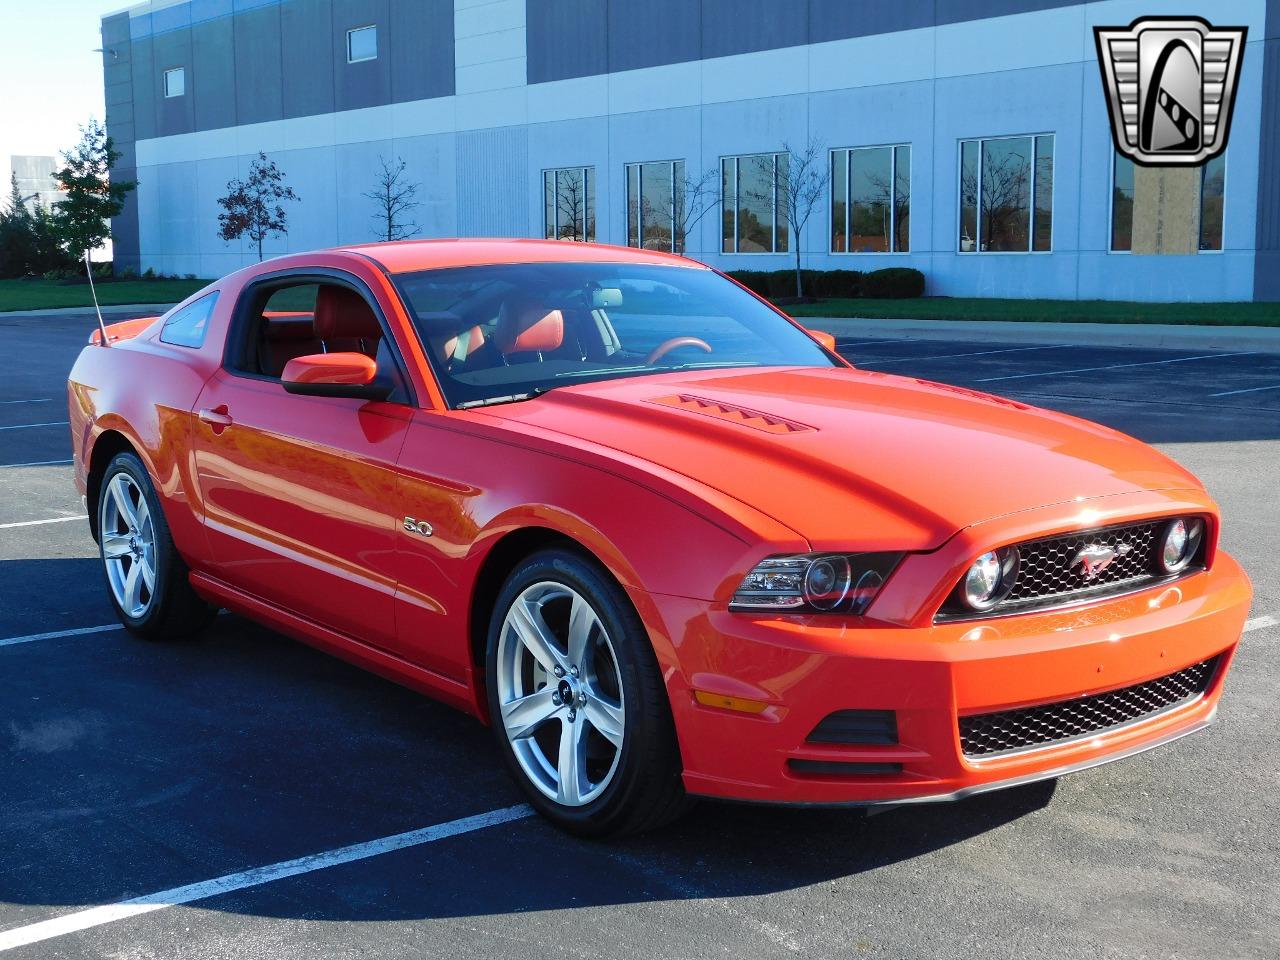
625;160;685;253
1112;154;1134;252
721;153;788;254
1200;154;1225;251
543;167;595;242
959;134;1053;252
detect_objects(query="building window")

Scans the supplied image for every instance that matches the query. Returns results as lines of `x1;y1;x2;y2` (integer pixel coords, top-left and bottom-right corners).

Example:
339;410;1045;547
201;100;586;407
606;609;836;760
544;167;596;242
831;145;910;253
347;25;378;63
163;67;185;98
721;153;788;254
1110;151;1225;253
959;134;1054;252
1199;154;1225;251
626;160;685;253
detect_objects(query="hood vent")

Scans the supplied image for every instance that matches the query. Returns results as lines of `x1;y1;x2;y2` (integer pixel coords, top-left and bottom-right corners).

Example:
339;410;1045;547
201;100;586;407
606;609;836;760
649;394;814;435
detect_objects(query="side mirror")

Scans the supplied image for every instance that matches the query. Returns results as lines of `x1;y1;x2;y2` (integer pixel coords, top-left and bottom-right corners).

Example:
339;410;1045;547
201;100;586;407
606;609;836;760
281;352;391;401
807;328;838;352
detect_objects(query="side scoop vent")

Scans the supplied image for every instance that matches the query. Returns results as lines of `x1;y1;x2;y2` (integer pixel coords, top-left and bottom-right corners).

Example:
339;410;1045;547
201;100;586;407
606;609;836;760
649;394;814;435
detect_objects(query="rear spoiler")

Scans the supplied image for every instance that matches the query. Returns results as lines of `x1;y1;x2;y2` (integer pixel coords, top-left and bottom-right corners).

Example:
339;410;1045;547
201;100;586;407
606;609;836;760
89;316;160;346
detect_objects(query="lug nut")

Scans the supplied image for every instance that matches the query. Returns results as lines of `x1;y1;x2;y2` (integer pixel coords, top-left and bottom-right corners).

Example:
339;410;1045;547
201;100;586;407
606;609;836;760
567;709;577;722
553;665;565;678
576;692;587;707
551;692;562;706
570;665;579;678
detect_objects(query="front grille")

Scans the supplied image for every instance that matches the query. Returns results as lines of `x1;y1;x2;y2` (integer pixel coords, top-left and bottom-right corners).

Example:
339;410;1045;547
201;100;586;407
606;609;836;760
937;517;1205;620
959;656;1219;759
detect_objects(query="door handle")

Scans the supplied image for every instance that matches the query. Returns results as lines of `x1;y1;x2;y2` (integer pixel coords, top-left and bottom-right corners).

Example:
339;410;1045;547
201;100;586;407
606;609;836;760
198;405;233;432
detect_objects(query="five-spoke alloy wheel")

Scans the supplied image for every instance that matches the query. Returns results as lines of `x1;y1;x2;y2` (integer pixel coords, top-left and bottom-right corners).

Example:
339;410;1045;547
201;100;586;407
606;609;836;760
96;451;216;640
486;549;688;836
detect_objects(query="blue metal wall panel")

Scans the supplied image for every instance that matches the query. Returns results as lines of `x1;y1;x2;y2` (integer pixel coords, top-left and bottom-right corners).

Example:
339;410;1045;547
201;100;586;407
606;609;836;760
281;0;336;119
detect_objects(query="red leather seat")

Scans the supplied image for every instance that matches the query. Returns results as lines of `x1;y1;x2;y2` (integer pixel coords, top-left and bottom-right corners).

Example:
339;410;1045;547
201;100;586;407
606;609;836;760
259;312;324;378
496;301;564;356
315;286;382;357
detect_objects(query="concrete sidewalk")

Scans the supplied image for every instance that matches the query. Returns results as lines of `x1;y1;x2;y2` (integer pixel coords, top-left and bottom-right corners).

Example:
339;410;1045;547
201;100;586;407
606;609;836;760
806;315;1280;353
0;303;174;320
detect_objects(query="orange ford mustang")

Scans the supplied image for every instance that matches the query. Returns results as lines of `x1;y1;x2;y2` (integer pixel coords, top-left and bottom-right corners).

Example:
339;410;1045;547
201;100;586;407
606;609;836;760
67;240;1251;836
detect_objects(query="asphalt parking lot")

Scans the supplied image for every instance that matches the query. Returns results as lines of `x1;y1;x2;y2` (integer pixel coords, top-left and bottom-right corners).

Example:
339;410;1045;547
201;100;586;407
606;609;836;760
1;311;1277;959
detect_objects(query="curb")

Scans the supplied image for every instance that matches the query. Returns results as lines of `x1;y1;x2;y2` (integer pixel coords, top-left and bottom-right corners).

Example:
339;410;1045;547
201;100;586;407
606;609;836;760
0;303;176;320
804;316;1280;354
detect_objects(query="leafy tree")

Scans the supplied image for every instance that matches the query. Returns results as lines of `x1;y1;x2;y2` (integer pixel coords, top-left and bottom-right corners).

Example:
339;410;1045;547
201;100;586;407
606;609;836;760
49;119;136;262
216;152;300;261
364;156;421;242
0;174;72;277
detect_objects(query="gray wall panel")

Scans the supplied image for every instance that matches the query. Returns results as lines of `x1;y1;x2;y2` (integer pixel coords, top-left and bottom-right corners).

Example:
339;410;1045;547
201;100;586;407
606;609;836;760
607;0;699;74
233;5;284;125
130;35;157;142
103;12;141;271
808;1;934;41
333;0;391;112
1255;36;1280;300
153;28;196;137
390;0;454;102
527;0;607;86
455;127;529;236
191;17;238;131
282;0;336;118
700;0;806;60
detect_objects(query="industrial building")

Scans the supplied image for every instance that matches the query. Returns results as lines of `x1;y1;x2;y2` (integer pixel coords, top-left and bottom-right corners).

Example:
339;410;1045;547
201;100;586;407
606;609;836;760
102;0;1280;300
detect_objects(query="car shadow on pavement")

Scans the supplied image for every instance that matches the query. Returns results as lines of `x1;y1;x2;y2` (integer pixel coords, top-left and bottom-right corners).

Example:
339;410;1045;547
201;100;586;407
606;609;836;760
1;560;1055;924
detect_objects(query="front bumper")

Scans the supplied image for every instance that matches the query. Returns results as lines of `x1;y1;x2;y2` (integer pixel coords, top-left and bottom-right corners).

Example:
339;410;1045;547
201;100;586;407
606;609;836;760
652;551;1250;806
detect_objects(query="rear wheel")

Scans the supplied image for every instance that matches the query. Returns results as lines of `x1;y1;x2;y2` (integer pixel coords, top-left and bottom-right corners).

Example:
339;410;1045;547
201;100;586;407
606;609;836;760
485;549;688;837
97;451;216;640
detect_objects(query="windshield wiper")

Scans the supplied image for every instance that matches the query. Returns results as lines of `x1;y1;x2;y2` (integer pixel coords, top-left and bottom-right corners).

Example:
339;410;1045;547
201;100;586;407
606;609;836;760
455;386;555;410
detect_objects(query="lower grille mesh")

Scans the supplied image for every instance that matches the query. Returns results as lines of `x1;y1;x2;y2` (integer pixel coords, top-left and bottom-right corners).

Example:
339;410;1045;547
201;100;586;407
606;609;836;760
960;656;1219;758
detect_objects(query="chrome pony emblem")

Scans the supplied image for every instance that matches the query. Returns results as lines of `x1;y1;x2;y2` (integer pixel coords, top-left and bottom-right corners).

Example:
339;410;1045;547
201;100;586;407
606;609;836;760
1074;542;1132;581
1094;17;1246;166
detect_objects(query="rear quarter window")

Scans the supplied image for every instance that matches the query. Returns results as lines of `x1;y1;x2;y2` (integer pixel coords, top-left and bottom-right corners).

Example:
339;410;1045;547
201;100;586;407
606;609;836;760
160;292;219;348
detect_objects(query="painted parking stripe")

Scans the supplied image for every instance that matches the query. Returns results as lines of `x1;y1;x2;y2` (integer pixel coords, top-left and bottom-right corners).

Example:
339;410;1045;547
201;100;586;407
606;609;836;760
0;398;53;405
0;420;70;431
0;804;535;953
0;623;124;648
0;514;87;530
975;352;1256;383
1245;615;1278;633
0;459;73;468
865;344;1070;365
1209;383;1280;398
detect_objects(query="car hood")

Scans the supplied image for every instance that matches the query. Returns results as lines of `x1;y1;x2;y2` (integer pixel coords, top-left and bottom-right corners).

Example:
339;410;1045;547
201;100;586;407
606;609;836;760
479;366;1202;550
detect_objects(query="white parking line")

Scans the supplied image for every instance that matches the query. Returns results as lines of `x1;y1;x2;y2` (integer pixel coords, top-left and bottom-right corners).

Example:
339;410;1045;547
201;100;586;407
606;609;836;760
0;398;53;405
867;344;1069;365
1245;615;1278;633
0;623;124;648
0;420;70;431
0;804;534;953
0;459;72;468
975;352;1256;383
1209;383;1280;398
0;514;86;530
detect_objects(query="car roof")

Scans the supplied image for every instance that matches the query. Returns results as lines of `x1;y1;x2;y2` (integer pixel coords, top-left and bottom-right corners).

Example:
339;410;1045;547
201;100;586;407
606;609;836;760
339;237;707;275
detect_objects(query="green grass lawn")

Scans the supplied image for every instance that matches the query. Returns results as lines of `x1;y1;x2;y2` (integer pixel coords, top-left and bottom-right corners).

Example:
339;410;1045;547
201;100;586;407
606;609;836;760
782;297;1280;327
0;278;212;312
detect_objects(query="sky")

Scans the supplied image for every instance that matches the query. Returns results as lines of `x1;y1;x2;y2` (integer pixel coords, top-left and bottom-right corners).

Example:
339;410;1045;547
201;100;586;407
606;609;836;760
0;0;115;182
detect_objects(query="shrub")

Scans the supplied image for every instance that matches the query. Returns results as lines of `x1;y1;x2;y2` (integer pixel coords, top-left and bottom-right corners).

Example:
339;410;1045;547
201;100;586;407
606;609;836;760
725;270;770;297
808;269;862;298
862;267;925;299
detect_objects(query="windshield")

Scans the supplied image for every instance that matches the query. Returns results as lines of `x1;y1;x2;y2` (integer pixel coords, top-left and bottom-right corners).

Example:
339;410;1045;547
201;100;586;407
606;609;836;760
392;262;836;408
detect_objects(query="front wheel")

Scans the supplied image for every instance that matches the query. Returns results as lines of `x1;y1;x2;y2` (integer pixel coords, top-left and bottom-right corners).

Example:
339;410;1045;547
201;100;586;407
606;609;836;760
97;451;216;640
485;549;688;837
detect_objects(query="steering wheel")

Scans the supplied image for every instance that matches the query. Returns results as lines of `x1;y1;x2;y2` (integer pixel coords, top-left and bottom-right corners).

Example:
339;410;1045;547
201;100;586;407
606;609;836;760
646;337;713;366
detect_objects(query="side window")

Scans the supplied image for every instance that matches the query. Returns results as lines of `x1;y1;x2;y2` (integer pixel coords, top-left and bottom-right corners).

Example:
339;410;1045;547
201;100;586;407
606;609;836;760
229;278;410;403
160;292;218;348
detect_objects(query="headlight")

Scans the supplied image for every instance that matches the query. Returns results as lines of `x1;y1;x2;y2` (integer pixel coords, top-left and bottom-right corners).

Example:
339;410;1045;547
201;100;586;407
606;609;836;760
730;553;902;615
959;547;1019;611
1158;517;1204;573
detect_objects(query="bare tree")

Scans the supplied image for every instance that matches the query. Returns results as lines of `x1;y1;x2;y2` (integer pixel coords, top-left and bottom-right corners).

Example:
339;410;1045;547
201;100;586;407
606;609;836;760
552;170;592;242
961;150;1030;252
364;156;421;242
744;140;829;296
216;152;299;261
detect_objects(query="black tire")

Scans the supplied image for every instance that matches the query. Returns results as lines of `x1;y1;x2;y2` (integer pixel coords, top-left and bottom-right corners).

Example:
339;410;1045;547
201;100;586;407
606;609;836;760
96;451;217;640
485;548;690;837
